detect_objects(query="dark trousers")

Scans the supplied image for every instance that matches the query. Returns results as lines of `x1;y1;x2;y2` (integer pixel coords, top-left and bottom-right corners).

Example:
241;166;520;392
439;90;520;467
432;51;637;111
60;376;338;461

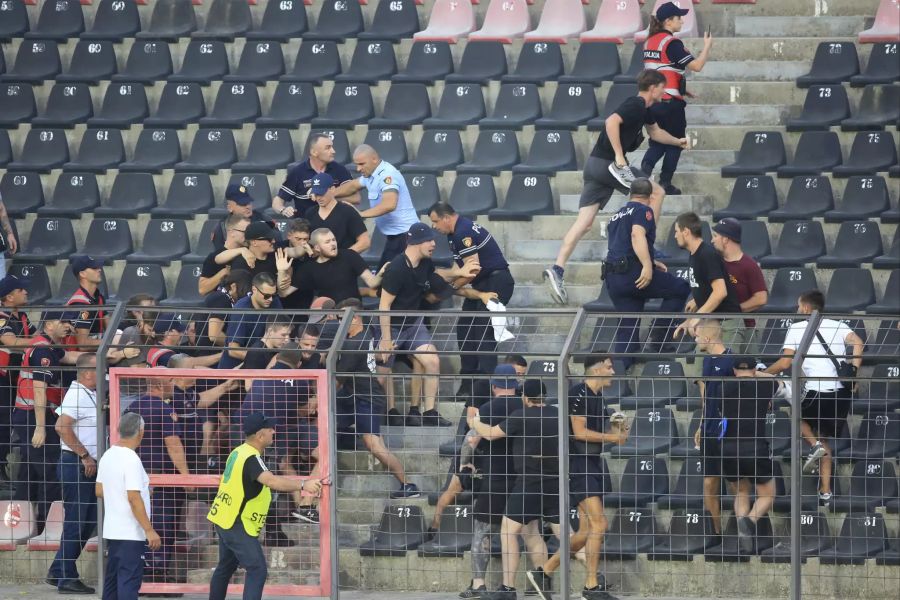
209;524;268;600
457;270;516;376
12;408;61;530
0;376;14;475
103;539;146;600
48;451;97;585
606;263;691;367
378;233;408;270
641;99;687;184
145;487;183;579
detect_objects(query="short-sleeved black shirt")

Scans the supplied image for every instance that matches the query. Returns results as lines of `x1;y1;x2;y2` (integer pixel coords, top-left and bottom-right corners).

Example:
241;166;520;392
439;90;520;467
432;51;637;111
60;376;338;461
500;404;560;476
567;383;612;470
304;202;367;250
476;394;522;477
291;250;368;303
201;251;226;279
241;340;277;370
240;452;268;504
590;95;656;160
279;159;353;214
721;378;778;441
688;241;742;313
229;251;278;279
381;255;452;327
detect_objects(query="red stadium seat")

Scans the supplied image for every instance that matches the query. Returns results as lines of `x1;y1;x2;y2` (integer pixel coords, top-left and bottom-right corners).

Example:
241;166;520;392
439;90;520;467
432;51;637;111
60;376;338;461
468;0;531;43
414;0;476;42
859;0;900;43
524;0;586;43
0;501;37;550
581;0;642;44
635;0;697;43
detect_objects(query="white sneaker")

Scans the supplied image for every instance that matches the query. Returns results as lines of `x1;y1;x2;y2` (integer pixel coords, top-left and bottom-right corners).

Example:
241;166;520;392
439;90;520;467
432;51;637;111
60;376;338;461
803;441;827;473
608;162;636;188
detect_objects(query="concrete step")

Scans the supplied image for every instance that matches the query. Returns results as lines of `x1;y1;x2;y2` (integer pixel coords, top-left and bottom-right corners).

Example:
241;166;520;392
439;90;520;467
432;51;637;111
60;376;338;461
693;60;810;81
337;472;446;498
338;449;453;477
686;104;789;126
734;16;870;38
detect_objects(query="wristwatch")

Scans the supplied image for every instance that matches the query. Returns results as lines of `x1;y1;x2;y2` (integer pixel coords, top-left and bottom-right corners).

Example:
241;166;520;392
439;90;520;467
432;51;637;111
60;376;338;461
78;451;89;460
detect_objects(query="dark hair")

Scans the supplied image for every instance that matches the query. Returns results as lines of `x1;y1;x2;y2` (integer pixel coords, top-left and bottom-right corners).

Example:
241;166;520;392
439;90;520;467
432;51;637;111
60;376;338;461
504;354;528;368
648;15;667;37
300;324;321;339
268;316;293;330
252;272;276;289
428;202;456;218
799;289;826;311
584;354;612;372
630;177;653;198
675;212;703;238
306;132;332;154
76;353;96;369
127;293;156;308
336;297;362;310
286;218;311;236
636;69;666;92
224;269;252;298
523;379;546;400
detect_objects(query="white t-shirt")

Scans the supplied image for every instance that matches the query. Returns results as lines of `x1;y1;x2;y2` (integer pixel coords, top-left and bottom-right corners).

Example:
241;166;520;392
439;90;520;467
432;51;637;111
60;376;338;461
97;445;151;541
57;382;98;459
783;317;852;393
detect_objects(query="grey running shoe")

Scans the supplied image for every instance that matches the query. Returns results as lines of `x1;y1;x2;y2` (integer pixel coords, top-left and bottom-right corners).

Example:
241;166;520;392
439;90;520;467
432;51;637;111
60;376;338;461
736;516;756;554
803;441;827;473
390;483;421;499
582;588;619;600
608;162;636;188
543;268;568;304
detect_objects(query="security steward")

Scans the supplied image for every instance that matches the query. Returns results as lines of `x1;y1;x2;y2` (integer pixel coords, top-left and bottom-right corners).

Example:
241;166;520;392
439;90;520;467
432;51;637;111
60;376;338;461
0;274;35;485
207;413;323;600
13;310;81;533
428;202;515;385
65;256;107;351
641;1;713;195
602;178;690;368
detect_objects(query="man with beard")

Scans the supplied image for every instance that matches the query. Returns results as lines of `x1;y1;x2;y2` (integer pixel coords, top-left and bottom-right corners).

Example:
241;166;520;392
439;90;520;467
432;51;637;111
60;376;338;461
65;256;107;351
304;173;369;253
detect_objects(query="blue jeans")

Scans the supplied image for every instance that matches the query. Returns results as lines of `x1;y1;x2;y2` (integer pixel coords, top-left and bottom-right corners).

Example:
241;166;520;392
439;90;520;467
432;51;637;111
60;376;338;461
641;99;687;185
209;524;268;600
48;451;98;585
103;539;146;600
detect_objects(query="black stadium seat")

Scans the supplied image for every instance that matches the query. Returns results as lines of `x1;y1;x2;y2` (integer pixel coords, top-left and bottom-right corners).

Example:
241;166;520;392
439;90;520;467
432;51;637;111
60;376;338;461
169;40;229;83
0;0;29;42
762;268;819;313
869;269;900;315
422;83;485;129
0;132;9;167
136;0;197;40
824;175;892;222
824;268;876;312
796;41;859;87
502;42;564;85
620;361;687;410
281;41;342;83
113;263;167;302
655;457;705;510
304;0;364;41
24;0;83;40
586;82;637;130
417;505;473;557
758;220;826;268
119;128;181;173
63;128;125;173
144;82;205;128
818;513;887;565
199;83;261;128
182;219;219;264
87;82;149;128
7;128;69;172
760;511;833;563
174;128;238;172
776;131;842;177
71;218;133;262
479;83;542;129
7;264;50;304
228;173;271;212
361;129;408;167
392;41;454;83
721;131;787;176
160;263;203;307
127;218;191;265
668;413;702;457
447;174;497;215
457;130;520;175
359;0;420;40
512;130;577;175
0;171;44;216
336;40;398;83
16;217;76;263
112;40;173;83
649;510;717;560
408;174;443;213
0;83;37;127
1;40;62;83
874;229;900;269
256;82;318;127
602;508;659;560
311;83;375;129
817;221;883;267
840;85;900;131
359;505;427;556
153;173;214;218
50;264;109;305
558;41;621;85
830;461;898;513
247;0;307;41
445;41;508;84
534;83;598;130
37;172;100;217
403;129;464;174
56;39;117;84
833;131;898;176
488;174;554;220
737;219;772;259
613;44;644;83
224;41;285;84
850;43;900;87
785;85;850;131
95;172;159;218
608;409;678;457
192;0;251;41
32;82;93;128
604;458;669;507
81;0;142;41
369;83;432;129
858;364;900;414
768;175;834;221
231;128;295;173
713;175;778;220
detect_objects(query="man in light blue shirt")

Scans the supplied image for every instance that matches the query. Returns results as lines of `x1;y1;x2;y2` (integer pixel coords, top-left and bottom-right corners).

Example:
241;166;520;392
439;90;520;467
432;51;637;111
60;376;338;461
335;145;419;268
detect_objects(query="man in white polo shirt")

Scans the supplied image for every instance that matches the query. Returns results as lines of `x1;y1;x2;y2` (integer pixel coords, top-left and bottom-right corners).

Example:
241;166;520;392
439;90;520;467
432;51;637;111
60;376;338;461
47;354;99;594
765;289;864;502
96;412;160;600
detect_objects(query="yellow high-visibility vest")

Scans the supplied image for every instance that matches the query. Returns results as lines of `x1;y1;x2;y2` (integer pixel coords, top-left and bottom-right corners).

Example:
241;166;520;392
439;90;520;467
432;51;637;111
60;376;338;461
207;443;272;536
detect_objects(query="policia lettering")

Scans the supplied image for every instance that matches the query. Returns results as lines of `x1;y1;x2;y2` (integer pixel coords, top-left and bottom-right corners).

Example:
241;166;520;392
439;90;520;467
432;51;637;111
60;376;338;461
208;443;272;536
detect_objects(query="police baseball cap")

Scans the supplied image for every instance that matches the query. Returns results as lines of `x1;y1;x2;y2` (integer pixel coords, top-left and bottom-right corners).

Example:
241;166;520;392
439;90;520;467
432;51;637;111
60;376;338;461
244;412;277;436
245;221;276;242
153;313;186;335
523;378;546;399
41;309;72;324
71;256;104;277
407;222;436;245
656;1;690;21
225;183;253;206
732;356;757;370
713;218;742;243
309;173;334;196
0;274;29;297
630;177;653;198
490;364;518;390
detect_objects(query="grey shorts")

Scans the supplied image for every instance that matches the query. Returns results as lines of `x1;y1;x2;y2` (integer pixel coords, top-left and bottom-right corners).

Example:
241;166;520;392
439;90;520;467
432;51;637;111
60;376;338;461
579;156;648;209
376;318;434;367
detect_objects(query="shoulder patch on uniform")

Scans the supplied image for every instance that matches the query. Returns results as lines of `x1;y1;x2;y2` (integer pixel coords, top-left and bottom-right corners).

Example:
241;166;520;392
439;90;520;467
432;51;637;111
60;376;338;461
384;176;392;185
462;237;473;248
41;357;51;367
170;411;179;422
646;210;653;221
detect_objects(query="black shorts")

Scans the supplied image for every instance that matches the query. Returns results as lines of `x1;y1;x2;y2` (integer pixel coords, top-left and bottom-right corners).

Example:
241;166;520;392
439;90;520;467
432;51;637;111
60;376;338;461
701;437;722;477
721;441;773;484
569;456;611;506
504;476;560;525
578;156;648;209
473;476;511;525
800;389;852;439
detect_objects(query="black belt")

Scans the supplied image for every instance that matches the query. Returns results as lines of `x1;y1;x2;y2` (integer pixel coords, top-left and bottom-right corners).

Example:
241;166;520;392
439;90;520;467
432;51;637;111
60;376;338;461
62;449;84;458
601;257;635;279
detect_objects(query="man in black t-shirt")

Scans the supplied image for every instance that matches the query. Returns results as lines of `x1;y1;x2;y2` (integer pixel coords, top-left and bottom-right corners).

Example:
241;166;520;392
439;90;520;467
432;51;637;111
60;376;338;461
544;69;688;305
199;215;250;296
720;356;781;554
224;222;279;279
240;318;293;371
672;212;742;341
304;173;370;253
468;380;559;600
196;270;251;354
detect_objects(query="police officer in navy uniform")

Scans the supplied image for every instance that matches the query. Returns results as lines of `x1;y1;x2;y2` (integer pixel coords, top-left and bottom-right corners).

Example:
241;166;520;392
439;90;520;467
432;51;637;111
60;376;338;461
211;184;279;252
273;132;353;218
428;202;515;388
0;275;35;484
65;256;107;351
603;178;690;368
641;1;713;195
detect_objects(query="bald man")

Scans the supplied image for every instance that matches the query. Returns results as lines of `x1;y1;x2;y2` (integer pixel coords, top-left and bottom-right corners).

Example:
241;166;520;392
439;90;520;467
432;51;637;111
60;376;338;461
335;145;419;268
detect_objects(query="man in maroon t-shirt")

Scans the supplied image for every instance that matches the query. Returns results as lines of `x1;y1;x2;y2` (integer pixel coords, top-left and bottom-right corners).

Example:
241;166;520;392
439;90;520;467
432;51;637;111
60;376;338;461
711;218;768;354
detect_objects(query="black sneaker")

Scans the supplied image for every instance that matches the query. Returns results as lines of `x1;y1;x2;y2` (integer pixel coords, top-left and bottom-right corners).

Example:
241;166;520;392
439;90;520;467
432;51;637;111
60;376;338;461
662;183;682;196
487;586;517;600
422;409;451;427
291;508;319;524
406;408;423;426
390;483;421;499
387;408;405;427
58;580;96;595
581;587;619;600
460;581;487;598
526;568;553;600
736;516;756;554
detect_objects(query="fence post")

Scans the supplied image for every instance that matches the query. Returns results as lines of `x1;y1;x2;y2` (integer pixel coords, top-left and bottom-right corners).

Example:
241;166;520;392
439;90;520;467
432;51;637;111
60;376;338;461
790;309;821;600
94;301;126;598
